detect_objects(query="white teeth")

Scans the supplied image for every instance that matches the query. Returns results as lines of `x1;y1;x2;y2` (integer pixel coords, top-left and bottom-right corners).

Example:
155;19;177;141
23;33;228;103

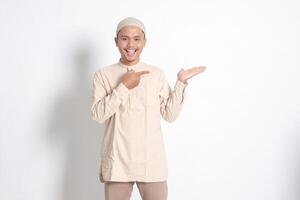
126;49;135;56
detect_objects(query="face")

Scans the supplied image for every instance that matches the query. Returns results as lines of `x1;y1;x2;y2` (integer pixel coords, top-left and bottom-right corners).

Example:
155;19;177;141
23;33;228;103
115;26;146;66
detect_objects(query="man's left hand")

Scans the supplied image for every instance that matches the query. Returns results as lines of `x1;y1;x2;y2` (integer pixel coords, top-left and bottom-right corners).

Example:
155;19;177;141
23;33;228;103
177;66;206;84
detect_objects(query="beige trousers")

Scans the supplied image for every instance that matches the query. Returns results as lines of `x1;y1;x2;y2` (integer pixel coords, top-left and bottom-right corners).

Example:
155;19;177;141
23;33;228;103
104;181;168;200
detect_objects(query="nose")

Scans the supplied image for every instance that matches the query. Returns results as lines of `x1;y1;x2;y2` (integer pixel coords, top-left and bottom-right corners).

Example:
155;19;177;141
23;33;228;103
127;39;134;48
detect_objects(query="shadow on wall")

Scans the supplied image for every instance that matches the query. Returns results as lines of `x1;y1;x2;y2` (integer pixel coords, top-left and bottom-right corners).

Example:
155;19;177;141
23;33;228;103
48;41;105;200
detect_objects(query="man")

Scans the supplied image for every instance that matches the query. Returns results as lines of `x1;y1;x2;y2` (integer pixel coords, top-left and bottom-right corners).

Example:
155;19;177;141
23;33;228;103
91;17;206;200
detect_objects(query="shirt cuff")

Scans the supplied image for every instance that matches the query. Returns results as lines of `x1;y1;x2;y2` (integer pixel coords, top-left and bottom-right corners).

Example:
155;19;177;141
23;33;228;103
174;79;187;103
175;79;188;90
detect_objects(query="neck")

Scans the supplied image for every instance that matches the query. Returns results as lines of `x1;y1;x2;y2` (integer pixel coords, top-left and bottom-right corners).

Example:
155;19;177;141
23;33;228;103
120;58;140;66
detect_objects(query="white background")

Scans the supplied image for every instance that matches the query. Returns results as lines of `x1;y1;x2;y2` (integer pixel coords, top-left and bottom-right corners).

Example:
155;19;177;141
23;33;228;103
1;0;300;199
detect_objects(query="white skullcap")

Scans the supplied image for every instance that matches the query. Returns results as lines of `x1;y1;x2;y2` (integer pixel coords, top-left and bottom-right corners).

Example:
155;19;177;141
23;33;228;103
116;17;146;36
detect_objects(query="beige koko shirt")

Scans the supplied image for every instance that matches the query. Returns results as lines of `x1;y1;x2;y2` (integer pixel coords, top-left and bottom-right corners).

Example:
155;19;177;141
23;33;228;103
91;60;187;183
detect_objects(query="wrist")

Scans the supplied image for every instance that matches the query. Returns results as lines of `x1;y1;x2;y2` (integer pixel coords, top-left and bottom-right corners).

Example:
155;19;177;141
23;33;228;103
177;78;187;84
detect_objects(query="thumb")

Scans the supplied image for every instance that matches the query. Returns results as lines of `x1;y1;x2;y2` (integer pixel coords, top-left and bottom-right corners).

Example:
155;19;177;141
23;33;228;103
178;68;184;74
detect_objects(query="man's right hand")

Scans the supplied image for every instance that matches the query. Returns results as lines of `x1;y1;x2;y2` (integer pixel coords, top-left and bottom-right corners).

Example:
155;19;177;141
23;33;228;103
121;68;150;89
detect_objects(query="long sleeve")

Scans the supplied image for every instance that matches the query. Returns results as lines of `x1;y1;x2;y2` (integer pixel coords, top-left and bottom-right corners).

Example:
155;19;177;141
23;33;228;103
91;70;129;123
159;70;187;122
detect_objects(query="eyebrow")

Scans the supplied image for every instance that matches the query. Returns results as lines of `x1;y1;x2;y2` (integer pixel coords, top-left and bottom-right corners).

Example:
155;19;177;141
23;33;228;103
119;35;142;38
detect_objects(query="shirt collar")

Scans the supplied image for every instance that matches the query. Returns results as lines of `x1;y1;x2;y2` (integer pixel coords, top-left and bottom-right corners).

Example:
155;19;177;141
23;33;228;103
118;59;142;70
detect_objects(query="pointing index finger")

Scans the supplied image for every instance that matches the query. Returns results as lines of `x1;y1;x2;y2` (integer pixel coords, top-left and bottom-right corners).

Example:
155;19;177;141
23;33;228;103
136;70;150;76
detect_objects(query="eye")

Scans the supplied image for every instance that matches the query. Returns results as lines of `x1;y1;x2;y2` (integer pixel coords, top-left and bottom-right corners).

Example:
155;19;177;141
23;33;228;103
135;38;141;41
121;37;127;41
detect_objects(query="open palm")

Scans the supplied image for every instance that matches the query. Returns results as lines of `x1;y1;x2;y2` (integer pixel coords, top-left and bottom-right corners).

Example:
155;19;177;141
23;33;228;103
177;66;206;83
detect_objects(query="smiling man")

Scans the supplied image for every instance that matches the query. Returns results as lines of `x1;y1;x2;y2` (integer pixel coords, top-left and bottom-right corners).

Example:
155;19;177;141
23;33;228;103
115;19;146;66
91;17;206;200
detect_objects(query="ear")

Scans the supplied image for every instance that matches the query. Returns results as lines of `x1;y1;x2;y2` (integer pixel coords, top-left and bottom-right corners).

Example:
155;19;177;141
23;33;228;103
114;37;118;46
143;37;147;47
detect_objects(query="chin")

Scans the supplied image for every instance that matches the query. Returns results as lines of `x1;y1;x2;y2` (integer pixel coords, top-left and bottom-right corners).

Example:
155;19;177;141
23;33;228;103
123;56;138;63
128;57;138;62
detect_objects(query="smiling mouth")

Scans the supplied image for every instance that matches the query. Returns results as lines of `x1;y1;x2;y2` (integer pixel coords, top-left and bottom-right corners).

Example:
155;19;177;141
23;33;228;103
125;49;137;56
